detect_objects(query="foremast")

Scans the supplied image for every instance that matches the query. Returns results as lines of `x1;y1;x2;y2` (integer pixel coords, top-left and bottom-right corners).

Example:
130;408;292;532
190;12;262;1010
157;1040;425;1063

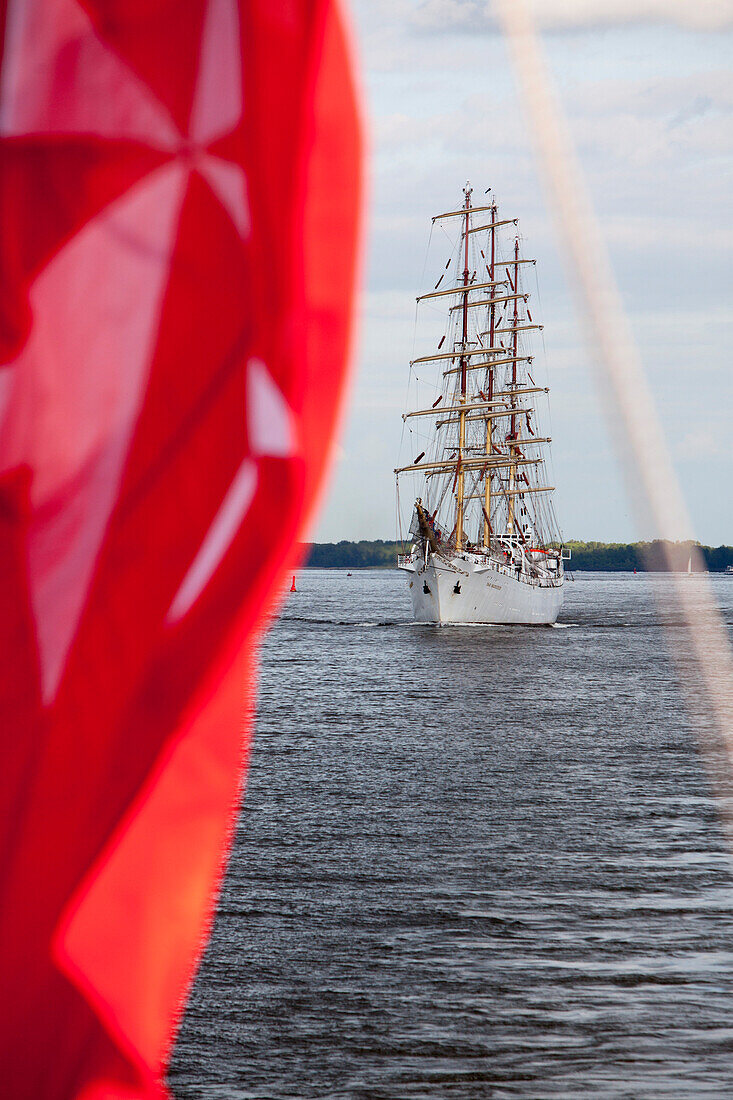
455;184;471;551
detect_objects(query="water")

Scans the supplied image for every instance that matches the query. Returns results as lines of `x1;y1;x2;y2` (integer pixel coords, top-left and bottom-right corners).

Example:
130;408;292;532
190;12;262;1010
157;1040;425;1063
170;571;733;1099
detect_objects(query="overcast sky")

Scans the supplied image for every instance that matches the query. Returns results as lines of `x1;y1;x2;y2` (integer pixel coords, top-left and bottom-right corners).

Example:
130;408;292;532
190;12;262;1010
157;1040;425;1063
312;0;732;545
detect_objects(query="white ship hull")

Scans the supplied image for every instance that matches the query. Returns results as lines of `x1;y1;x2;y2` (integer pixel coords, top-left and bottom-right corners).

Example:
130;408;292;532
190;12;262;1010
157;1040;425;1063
399;553;563;625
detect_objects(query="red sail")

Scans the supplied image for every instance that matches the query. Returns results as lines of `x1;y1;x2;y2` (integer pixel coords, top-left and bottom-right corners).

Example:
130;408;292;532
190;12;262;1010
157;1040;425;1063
0;1;362;1096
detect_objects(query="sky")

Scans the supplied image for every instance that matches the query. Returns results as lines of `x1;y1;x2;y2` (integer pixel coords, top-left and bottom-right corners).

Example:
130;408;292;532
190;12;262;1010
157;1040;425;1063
312;0;732;545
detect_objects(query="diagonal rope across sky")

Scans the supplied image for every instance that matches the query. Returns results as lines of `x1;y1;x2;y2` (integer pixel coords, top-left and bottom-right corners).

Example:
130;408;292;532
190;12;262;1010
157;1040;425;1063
494;0;733;845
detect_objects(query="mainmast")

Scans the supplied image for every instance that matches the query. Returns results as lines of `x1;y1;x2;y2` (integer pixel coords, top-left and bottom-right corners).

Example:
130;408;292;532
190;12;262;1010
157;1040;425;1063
483;198;497;548
455;183;472;551
507;237;520;535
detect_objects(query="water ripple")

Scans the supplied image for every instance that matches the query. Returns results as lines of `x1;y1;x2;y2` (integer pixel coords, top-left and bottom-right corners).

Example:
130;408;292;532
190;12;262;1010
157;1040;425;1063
171;570;733;1099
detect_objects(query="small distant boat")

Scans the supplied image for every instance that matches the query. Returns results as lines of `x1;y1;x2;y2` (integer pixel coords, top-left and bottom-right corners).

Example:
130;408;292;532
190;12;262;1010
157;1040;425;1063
726;565;733;574
687;554;692;576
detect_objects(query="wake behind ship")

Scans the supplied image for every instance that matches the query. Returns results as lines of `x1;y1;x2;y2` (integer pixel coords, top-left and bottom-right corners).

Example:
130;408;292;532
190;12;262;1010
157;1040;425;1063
395;185;569;625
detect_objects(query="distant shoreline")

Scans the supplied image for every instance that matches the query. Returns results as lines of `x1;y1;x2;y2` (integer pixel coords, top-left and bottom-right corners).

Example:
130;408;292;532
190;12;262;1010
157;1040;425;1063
299;540;733;572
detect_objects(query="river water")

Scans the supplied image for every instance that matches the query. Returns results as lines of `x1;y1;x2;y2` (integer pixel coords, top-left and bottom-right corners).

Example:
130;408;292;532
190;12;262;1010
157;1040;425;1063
170;570;733;1099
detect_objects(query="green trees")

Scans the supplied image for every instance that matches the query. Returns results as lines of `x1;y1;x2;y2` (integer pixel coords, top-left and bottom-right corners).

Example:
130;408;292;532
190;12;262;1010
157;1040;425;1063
300;540;733;571
563;541;733;571
302;540;402;568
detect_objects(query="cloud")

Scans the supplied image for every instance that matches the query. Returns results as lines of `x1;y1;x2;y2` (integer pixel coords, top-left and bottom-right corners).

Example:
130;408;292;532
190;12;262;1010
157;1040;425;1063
371;70;733;160
365;97;733;300
412;0;733;33
331;0;733;546
677;428;728;459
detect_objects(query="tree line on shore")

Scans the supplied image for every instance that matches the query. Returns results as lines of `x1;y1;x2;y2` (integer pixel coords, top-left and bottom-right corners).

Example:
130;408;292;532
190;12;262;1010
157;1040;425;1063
300;539;733;572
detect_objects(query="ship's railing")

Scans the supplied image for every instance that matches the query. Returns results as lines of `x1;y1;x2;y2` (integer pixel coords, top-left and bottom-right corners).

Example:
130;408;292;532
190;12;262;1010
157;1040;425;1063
464;552;492;568
485;556;563;588
398;548;562;586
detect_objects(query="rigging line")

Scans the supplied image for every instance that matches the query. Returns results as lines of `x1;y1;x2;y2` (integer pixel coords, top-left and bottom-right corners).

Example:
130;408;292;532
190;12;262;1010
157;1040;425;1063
420;220;435;290
410;296;420;360
401;294;423;465
436;223;462;295
435;475;452;517
524;256;558;521
536;301;559;524
396;476;404;548
437;219;457;248
421;300;460;320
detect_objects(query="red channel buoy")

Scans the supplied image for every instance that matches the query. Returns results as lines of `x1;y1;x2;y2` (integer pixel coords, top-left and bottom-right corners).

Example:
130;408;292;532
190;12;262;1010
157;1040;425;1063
290;575;297;592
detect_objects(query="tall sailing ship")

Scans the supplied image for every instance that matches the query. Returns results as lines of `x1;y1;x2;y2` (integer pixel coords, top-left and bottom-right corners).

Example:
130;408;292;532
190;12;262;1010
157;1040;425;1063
395;184;569;624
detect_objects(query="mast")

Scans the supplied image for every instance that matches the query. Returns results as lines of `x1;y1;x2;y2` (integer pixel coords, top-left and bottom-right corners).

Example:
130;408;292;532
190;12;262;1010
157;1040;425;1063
483;198;497;548
507;237;520;535
397;187;562;563
455;183;471;551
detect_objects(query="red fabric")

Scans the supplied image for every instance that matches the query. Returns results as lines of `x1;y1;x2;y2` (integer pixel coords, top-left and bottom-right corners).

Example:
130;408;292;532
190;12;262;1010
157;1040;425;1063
0;1;362;1096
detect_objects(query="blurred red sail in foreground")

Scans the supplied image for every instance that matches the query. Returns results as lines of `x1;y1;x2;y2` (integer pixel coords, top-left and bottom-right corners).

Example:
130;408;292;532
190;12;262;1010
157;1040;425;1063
0;1;362;1095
